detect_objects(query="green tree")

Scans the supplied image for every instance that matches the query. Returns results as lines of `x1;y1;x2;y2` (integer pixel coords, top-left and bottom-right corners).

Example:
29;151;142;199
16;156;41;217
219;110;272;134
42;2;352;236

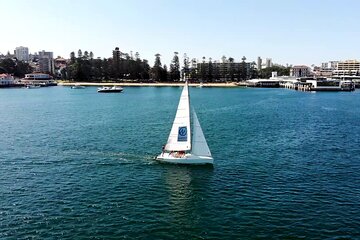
0;58;16;74
84;51;89;60
190;58;197;80
213;60;220;81
239;56;247;81
150;54;164;81
14;60;33;78
182;53;190;78
208;57;213;81
77;49;82;58
170;52;180;81
70;52;76;64
259;66;290;78
200;56;206;81
162;64;168;81
228;57;234;81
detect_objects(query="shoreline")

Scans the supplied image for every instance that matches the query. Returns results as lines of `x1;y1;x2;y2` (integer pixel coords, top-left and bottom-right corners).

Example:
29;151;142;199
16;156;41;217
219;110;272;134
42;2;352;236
57;81;243;88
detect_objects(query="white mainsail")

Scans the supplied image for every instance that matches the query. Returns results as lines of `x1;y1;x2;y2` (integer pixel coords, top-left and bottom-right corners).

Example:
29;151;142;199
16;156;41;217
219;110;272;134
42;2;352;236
191;111;212;157
164;81;191;151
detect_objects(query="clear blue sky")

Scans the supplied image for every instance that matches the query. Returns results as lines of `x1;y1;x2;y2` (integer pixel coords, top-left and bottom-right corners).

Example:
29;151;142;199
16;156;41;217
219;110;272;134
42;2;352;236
1;0;360;66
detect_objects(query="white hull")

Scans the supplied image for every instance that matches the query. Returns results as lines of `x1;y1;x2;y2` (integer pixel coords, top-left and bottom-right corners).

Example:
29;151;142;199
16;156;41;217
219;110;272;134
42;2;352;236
156;152;213;165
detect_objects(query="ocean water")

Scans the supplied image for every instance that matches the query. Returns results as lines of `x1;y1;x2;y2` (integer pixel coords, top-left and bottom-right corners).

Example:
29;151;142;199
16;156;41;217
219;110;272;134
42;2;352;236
0;86;359;239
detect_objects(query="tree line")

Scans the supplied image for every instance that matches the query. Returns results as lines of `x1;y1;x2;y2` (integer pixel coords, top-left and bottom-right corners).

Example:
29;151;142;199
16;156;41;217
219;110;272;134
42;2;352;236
63;49;151;81
0;58;33;77
0;49;291;81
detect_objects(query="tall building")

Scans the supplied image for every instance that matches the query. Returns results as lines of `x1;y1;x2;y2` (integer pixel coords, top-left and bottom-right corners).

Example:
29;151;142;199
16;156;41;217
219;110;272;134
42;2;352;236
257;57;262;70
15;46;29;61
38;50;54;74
113;47;121;62
265;58;272;68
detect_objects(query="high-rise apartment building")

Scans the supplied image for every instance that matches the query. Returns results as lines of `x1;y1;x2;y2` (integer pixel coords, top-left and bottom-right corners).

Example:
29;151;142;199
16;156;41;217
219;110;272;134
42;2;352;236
38;50;54;74
113;47;121;62
266;58;273;68
15;46;29;61
257;57;262;70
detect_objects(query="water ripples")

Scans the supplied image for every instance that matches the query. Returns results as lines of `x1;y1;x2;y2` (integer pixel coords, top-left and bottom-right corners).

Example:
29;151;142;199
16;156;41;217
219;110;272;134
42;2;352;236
0;87;360;239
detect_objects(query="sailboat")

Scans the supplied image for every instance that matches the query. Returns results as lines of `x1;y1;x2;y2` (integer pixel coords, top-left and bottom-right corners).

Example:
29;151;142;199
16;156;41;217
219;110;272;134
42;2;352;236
156;80;213;165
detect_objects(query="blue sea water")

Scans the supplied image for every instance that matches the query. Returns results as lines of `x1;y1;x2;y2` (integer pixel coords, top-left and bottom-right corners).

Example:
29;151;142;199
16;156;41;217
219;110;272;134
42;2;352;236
0;86;359;239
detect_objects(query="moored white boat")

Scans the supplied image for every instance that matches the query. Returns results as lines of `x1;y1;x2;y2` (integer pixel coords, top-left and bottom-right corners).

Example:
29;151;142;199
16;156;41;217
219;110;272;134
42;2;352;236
26;84;41;89
156;80;213;165
71;83;85;89
97;86;123;93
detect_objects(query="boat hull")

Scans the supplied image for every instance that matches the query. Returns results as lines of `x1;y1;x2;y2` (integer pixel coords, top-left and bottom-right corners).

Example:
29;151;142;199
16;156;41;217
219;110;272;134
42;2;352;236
156;153;213;165
97;89;123;93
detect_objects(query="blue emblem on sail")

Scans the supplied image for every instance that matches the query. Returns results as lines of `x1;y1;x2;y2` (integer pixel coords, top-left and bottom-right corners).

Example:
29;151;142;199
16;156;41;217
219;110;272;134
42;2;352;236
178;126;187;142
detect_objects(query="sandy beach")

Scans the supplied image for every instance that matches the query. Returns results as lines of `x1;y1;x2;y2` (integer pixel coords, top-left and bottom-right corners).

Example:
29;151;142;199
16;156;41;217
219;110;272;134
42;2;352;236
57;81;245;88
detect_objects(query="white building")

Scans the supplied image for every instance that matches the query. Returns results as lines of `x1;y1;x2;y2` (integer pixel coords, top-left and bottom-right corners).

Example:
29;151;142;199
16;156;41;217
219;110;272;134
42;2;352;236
0;74;15;86
15;46;29;61
321;61;338;70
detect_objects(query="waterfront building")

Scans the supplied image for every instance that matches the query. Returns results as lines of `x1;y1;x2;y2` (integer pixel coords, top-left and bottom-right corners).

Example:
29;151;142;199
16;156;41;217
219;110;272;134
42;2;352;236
290;65;312;78
38;50;54;74
333;60;360;76
196;58;253;81
20;73;57;86
0;74;15;86
15;46;29;61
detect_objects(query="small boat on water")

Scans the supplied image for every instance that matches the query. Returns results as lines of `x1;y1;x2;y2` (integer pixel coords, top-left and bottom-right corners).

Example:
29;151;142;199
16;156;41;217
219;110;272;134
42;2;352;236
71;84;85;89
156;79;213;165
26;85;41;89
97;86;123;93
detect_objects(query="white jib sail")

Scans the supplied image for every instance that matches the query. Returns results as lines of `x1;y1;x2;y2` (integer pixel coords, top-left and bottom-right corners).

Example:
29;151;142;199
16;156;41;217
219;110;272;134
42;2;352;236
191;111;212;157
165;82;191;151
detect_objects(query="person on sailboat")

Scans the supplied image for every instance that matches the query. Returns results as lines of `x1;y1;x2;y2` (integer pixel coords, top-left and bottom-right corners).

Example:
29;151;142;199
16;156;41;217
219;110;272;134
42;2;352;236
162;145;165;156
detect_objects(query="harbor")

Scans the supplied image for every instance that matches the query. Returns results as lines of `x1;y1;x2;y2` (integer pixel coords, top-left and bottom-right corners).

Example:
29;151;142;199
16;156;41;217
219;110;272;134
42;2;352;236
2;0;360;238
246;73;357;92
0;73;58;88
1;86;359;239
